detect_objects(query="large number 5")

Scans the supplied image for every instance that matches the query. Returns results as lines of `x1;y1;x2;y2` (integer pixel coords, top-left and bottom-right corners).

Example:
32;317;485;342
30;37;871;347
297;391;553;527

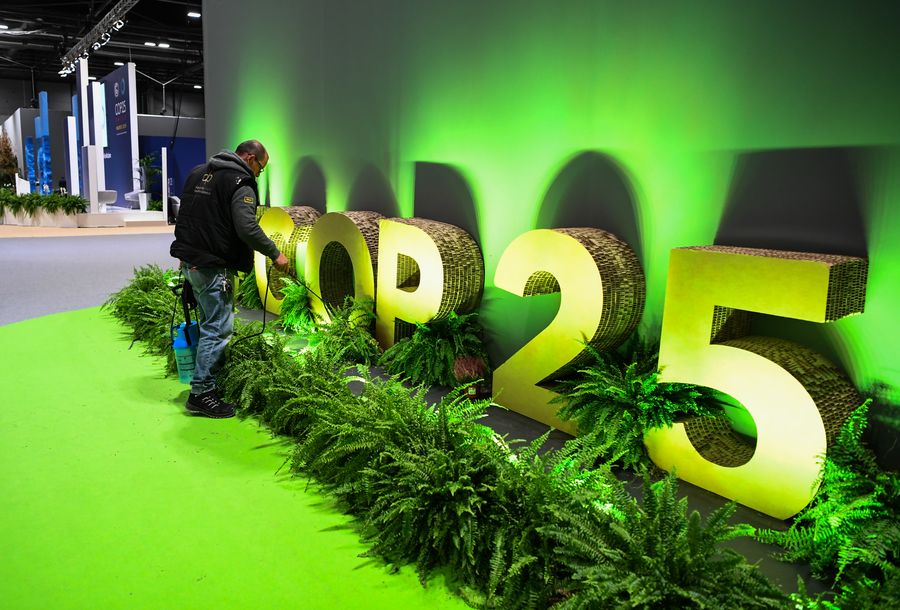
492;228;645;434
645;246;867;519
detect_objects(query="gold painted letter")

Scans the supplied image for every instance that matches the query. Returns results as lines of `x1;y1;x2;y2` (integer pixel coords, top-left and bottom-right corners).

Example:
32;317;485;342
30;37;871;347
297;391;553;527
492;228;645;434
375;218;483;348
646;246;867;519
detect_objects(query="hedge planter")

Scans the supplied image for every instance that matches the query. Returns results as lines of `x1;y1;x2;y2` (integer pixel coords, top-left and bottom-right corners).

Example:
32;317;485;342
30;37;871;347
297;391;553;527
37;210;78;228
0;191;88;226
3;210;33;226
2;209;79;227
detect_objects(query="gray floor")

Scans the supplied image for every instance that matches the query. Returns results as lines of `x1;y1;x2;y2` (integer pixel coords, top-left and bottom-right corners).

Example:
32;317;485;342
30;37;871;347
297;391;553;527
0;232;817;598
0;234;178;326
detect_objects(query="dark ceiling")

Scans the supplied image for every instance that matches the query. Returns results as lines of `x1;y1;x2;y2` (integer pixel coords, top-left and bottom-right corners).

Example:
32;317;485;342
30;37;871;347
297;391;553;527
0;0;204;92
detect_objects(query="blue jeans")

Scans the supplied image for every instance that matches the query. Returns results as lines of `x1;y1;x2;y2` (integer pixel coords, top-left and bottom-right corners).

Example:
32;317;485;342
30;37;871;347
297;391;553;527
182;264;233;395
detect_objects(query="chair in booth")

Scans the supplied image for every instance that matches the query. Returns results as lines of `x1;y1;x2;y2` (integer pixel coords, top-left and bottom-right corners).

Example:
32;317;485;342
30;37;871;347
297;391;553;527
98;190;118;213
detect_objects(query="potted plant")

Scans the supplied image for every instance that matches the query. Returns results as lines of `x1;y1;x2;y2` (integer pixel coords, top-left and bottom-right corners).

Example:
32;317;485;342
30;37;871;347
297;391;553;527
378;311;491;393
137;154;162;211
453;354;490;398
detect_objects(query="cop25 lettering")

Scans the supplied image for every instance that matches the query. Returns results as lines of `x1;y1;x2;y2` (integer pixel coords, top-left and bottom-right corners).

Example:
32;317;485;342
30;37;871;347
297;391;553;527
254;207;868;519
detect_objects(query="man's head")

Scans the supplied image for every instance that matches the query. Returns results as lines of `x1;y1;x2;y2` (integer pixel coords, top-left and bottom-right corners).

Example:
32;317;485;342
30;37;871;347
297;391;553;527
235;140;268;178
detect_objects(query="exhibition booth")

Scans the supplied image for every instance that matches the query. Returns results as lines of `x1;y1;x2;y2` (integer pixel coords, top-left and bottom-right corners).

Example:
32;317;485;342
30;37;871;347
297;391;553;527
0;60;204;228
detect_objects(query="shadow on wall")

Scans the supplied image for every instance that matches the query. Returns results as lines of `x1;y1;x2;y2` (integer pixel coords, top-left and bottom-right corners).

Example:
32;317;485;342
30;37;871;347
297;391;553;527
412;162;481;248
714;147;869;370
346;163;400;217
482;151;643;373
535;150;644;263
716;147;868;257
289;156;327;213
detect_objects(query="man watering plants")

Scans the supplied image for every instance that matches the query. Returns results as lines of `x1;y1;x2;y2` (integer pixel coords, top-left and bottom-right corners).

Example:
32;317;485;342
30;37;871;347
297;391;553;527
170;139;290;418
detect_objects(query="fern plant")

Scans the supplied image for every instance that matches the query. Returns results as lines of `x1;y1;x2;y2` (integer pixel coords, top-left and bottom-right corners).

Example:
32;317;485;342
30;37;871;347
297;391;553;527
235;268;264;309
292;373;504;584
306;296;381;366
554;338;722;470
359;417;504;585
218;321;320;433
379;311;490;387
293;375;485;506
791;565;900;609
102;265;181;374
462;433;628;609
757;400;899;585
544;473;786;609
277;276;317;333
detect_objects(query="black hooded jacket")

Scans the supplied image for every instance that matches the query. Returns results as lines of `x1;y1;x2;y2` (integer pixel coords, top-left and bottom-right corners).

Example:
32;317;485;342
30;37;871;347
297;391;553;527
170;150;279;272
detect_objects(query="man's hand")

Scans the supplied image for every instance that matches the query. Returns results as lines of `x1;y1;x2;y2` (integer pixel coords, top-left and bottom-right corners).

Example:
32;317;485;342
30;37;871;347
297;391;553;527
273;253;290;272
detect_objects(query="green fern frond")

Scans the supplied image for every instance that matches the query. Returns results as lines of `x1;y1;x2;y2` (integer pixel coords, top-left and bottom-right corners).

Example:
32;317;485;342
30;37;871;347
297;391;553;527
379;311;490;387
758;400;900;585
235;268;264;309
544;472;785;609
306;296;380;366
554;339;722;471
277;275;318;333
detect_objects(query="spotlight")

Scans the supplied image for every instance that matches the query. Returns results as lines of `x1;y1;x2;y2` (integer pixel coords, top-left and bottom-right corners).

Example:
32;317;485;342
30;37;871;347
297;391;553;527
59;0;140;73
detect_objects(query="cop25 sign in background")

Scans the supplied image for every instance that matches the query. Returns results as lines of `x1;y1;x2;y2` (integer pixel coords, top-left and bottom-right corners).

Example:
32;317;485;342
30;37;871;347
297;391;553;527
255;206;867;520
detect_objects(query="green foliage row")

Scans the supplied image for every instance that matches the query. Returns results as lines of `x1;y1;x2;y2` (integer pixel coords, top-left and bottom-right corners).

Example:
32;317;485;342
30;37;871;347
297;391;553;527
108;267;789;609
102;264;181;376
379;311;491;388
0;188;88;217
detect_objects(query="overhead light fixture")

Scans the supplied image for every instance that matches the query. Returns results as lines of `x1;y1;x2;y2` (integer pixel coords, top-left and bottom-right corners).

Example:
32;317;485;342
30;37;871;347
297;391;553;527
158;42;170;48
0;24;9;30
59;0;139;76
114;61;124;66
144;41;156;47
193;85;202;89
88;76;97;81
187;11;201;19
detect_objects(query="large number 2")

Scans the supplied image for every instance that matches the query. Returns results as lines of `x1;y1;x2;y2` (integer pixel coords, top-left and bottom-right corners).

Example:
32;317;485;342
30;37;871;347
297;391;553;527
492;228;645;435
645;246;867;519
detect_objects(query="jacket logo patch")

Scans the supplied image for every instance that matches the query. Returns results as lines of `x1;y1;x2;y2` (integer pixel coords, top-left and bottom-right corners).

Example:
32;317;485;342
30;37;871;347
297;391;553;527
201;173;213;183
243;196;255;204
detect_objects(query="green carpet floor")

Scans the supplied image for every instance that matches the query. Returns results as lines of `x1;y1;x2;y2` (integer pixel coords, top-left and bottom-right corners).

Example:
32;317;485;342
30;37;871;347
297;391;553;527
0;307;467;610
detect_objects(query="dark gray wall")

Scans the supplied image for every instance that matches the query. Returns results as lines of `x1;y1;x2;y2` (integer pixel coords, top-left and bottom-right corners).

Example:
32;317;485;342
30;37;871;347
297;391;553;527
138;87;205;119
137;115;205;138
0;78;74;119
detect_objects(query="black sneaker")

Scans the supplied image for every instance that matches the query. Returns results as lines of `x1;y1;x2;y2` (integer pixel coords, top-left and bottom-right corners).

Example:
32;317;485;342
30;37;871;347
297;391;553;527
186;390;236;418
